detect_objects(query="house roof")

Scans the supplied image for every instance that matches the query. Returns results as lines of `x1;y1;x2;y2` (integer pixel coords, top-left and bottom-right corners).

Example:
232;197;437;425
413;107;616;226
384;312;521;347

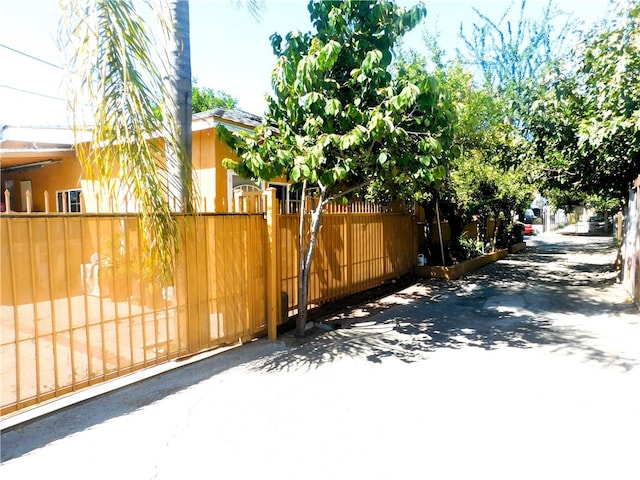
0;125;77;145
192;107;264;132
0;108;265;171
0;125;77;170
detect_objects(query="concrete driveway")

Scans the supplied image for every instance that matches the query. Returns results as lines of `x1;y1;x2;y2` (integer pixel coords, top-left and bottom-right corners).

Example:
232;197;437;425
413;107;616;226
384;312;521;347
1;232;639;479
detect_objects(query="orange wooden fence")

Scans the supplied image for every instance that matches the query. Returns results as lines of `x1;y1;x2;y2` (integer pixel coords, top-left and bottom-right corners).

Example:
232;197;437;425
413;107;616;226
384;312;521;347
0;191;416;416
0;212;270;416
278;212;414;311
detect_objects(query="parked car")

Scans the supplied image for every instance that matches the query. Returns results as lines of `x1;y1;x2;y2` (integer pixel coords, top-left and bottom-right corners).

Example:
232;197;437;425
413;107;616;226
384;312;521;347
518;220;534;235
524;223;534;235
588;215;611;234
524;209;535;223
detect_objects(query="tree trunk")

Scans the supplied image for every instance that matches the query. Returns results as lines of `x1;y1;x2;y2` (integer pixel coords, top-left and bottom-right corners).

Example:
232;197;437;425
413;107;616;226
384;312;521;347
296;188;326;338
492;217;500;251
480;214;488;246
162;0;192;211
420;199;436;264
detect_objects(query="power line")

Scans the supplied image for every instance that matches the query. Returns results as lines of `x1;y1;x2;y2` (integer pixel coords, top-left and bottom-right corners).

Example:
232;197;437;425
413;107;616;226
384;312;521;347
0;43;64;70
0;84;66;102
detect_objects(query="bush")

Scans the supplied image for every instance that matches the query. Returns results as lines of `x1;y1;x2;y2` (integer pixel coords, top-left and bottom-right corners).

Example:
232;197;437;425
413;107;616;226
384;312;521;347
457;232;485;261
501;222;523;247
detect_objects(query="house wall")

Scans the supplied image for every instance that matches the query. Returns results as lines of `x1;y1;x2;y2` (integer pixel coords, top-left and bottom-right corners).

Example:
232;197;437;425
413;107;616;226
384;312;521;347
193;126;291;213
1;116;282;214
622;179;640;306
211;130;237;213
192;129;217;211
1;157;82;212
191;127;250;213
77;141;171;213
74;123;250;213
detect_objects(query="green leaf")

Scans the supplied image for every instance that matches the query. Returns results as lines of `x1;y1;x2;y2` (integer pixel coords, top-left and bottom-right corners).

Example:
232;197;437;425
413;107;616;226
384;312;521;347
419;155;432;167
301;92;322;109
334;165;347;180
317;40;342;70
397;84;419;109
362;49;383;75
291;164;302;182
325;98;342;115
435;165;447;180
294;58;313;94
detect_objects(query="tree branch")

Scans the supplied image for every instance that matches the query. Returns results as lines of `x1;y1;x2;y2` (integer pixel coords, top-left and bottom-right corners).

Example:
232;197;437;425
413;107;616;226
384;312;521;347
326;179;372;203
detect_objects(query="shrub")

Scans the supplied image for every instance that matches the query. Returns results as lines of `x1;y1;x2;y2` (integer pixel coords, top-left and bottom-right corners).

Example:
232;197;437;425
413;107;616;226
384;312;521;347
457;232;485;261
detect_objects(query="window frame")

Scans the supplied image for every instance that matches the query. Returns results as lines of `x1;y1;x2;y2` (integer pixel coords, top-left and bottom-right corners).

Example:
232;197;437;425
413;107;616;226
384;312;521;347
56;188;82;213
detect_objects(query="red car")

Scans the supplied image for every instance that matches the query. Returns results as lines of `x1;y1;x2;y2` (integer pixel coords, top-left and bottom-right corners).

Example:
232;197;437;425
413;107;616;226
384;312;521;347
524;223;534;235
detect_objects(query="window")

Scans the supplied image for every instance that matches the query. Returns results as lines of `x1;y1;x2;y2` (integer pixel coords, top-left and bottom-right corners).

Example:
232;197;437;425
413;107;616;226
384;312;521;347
57;189;82;213
267;182;301;214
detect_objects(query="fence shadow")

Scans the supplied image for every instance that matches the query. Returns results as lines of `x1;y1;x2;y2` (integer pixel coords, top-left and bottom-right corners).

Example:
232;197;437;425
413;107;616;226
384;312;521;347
0;340;286;462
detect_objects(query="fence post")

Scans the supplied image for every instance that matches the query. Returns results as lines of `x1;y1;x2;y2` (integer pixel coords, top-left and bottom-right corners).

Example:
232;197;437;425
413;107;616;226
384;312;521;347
25;190;32;213
264;188;280;341
3;189;11;212
234;190;242;213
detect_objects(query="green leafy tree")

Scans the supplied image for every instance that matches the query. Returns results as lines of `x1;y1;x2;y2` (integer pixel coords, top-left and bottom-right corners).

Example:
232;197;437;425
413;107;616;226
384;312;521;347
389;45;531;262
456;0;586;227
192;82;238;112
458;0;578;195
444;61;531;247
460;0;574;106
524;70;582;193
221;0;457;337
573;2;640;199
527;1;639;202
451;153;531;246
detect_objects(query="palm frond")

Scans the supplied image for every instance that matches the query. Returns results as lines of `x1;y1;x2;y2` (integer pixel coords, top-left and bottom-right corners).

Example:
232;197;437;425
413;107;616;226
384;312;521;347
60;0;194;281
231;0;265;21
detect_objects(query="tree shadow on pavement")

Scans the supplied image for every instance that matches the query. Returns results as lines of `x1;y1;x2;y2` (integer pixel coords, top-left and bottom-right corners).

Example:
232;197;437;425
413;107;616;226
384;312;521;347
253;304;637;375
252;239;638;375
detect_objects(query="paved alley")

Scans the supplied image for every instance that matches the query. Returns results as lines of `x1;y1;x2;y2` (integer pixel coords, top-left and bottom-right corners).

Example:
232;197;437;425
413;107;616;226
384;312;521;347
1;232;639;480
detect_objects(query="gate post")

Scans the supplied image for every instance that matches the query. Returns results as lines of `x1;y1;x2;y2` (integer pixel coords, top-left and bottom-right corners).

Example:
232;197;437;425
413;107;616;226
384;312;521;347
264;188;280;340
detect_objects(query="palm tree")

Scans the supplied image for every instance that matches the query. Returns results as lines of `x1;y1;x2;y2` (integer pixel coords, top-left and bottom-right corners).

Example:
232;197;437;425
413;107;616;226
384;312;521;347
60;0;189;279
161;0;262;212
160;0;193;212
60;0;263;278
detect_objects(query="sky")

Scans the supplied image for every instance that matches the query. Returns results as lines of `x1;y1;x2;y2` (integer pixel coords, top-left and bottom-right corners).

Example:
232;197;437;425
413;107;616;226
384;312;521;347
0;0;615;127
